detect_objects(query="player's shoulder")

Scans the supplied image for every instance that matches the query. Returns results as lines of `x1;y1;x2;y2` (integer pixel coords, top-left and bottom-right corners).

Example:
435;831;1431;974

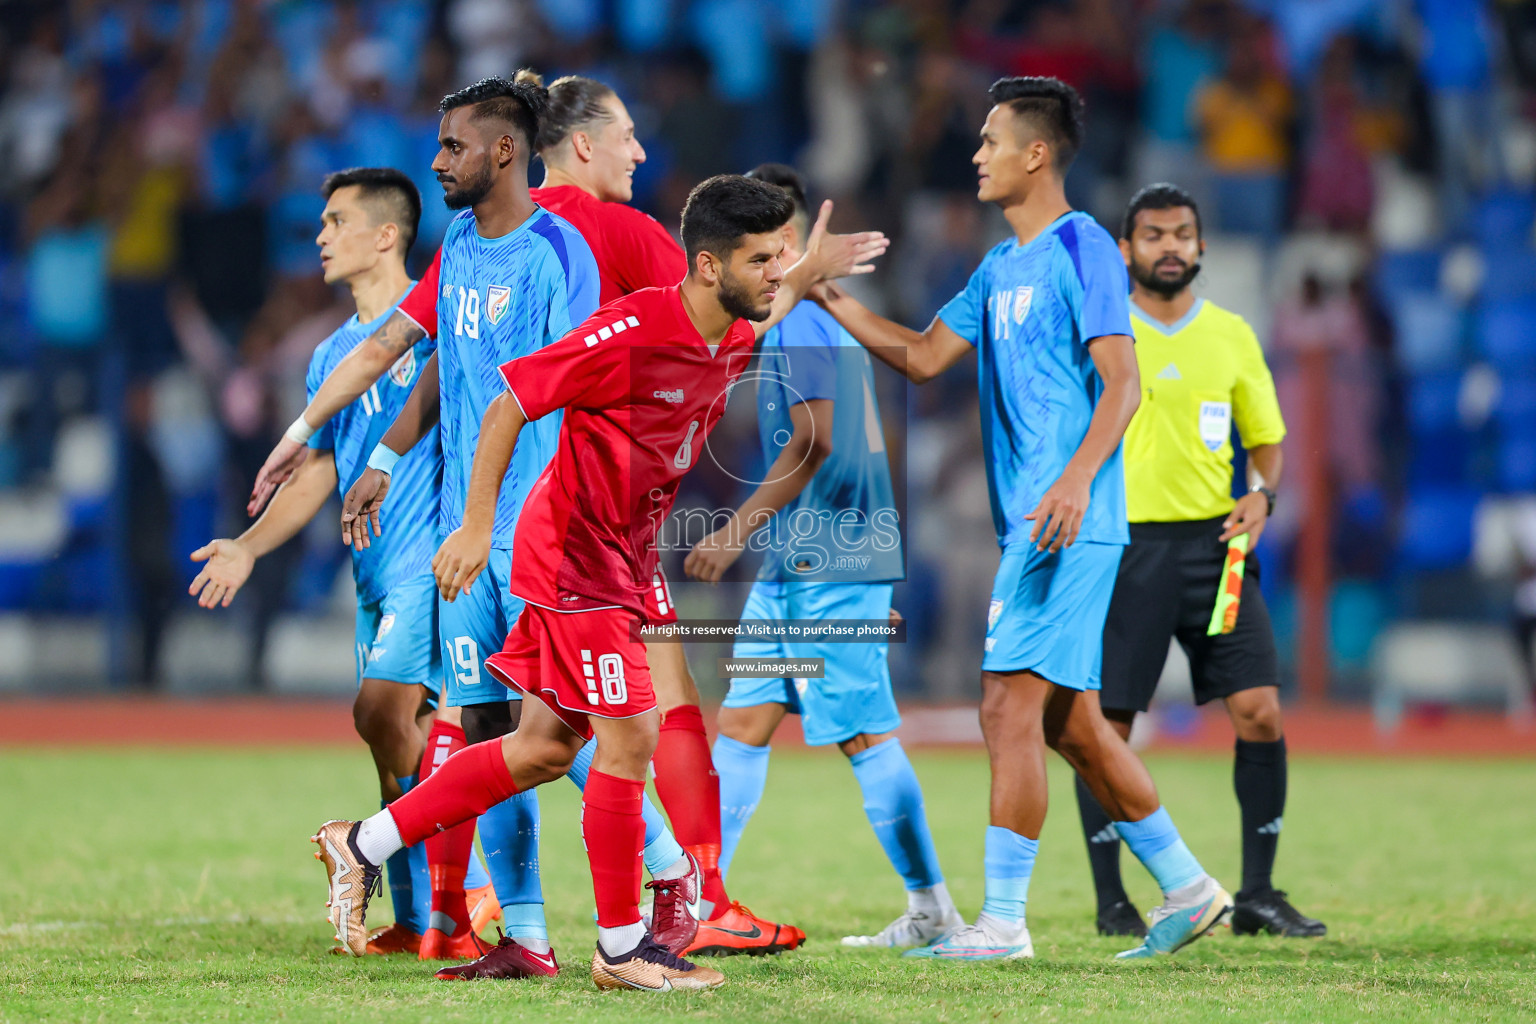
1052;211;1119;259
528;208;597;278
310;315;362;373
442;209;476;242
575;286;670;342
778;301;841;346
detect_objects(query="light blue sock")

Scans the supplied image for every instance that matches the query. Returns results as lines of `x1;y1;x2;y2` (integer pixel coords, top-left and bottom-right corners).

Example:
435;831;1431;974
567;738;685;877
980;825;1038;926
1114;806;1205;895
712;734;771;879
384;775;430;934
464;846;491;892
478;790;546;941
849;738;944;891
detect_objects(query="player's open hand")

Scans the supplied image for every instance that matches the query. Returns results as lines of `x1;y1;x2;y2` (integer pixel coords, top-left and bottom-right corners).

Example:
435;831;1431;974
188;538;255;608
1220;491;1269;545
432;526;490;602
801;200;889;282
684;525;745;584
1025;470;1091;553
249;438;307;517
341;468;391;551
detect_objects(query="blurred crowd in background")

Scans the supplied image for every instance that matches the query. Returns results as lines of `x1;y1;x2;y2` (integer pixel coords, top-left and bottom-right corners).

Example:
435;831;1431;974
1;0;1534;719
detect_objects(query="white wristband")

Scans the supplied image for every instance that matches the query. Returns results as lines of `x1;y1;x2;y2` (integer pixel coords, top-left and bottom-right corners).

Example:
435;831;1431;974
366;444;402;476
284;414;316;445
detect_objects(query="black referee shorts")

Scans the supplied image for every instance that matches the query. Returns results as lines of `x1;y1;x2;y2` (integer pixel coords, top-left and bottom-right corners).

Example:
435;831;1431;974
1100;517;1279;714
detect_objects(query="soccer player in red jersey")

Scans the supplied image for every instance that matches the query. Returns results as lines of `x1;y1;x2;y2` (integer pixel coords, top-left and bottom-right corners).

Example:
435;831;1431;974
382;73;793;951
309;175;887;991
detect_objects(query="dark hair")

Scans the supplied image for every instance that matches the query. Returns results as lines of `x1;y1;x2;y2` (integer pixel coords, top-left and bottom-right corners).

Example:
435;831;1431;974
680;174;795;265
987;76;1085;171
321;166;422;257
745;163;809;224
535;75;618;153
440;70;549;152
1121;182;1202;239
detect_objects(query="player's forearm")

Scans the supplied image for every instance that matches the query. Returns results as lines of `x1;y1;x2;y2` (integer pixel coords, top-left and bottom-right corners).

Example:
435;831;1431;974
726;434;828;543
461;392;526;534
303;313;426;432
238;452;337;557
1247;443;1283;492
818;291;936;383
1063;365;1141;485
376;352;440;458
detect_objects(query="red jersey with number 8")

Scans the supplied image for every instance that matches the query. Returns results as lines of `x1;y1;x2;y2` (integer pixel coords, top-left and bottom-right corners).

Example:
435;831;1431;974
500;285;755;620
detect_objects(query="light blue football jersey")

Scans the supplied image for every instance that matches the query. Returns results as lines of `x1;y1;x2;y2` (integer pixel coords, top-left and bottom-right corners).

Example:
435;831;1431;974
937;211;1133;547
434;207;600;547
754;302;903;583
307;287;441;604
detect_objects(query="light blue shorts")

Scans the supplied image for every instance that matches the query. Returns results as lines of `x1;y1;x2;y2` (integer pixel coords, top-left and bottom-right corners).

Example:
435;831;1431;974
439;546;526;708
982;540;1123;690
356;573;441;694
723;581;901;746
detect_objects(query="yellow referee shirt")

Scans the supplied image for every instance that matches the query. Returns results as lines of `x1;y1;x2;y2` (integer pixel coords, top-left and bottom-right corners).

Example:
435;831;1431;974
1124;298;1286;522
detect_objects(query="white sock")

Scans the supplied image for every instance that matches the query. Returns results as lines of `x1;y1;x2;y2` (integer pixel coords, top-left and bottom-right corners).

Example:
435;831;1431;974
976;910;1027;941
654;855;691;881
1167;875;1212;907
355;810;403;866
698;898;716;920
909;881;955;916
518;937;551;955
597;921;647;958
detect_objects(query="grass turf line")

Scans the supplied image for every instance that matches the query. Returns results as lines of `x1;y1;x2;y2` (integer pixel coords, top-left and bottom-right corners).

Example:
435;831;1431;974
1;748;1532;1023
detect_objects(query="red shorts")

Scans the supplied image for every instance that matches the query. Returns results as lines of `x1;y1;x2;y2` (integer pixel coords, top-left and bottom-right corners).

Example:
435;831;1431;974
484;603;655;740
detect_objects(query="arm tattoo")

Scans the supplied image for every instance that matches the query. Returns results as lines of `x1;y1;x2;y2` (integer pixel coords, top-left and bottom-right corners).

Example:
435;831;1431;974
375;312;426;357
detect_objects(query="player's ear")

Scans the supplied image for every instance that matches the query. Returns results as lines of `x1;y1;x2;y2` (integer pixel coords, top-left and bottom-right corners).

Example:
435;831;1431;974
1025;138;1049;174
376;221;399;254
693;249;721;285
1118;236;1132;267
572;130;593;164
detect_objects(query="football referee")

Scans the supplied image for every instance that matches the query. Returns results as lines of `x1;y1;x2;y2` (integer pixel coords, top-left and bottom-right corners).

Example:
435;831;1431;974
1075;184;1326;939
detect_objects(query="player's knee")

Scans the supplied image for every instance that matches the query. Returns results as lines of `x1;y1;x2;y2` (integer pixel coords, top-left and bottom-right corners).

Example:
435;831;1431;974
351;694;395;747
461;701;515;745
511;734;577;787
1230;693;1283;742
979;679;1037;741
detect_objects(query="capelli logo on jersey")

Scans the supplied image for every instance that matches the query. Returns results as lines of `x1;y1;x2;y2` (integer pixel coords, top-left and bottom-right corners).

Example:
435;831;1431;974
653;388;685;404
485;285;512;326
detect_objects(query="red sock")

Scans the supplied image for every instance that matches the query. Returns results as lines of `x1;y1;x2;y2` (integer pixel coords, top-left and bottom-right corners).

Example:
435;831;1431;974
582;770;645;928
652;704;728;911
419;720;475;935
389;738;518;848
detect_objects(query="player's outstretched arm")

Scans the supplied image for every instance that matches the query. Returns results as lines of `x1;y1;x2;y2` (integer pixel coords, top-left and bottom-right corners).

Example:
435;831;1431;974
340;352;441;551
433;392;526;602
685;398;833;584
249;312;427;517
1025;334;1140;553
191;449;338;607
812;282;973;385
755;200;890;340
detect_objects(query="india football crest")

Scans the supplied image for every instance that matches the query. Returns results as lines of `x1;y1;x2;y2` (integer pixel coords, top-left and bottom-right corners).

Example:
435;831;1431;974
485;285;511;326
988;599;1004;632
1012;286;1033;324
387;349;416;387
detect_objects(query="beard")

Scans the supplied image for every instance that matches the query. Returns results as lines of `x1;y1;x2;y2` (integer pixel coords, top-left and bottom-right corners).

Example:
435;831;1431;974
1130;256;1201;299
440;159;493;210
718;267;772;322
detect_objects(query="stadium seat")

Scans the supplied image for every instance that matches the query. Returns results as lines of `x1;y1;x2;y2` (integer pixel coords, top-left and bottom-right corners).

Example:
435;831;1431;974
1472;189;1536;250
1475;298;1536;367
1398;485;1481;569
1495;375;1536;428
1371;622;1530;731
1390;293;1464;374
1372;248;1442;306
1479;246;1536;301
1406;371;1463;435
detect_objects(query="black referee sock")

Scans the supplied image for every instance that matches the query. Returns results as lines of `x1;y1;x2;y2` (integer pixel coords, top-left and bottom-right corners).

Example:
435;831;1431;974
1074;774;1129;911
1234;736;1287;898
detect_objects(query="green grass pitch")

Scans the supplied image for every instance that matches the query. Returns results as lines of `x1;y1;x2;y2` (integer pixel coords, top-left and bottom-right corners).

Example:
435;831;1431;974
2;745;1533;1023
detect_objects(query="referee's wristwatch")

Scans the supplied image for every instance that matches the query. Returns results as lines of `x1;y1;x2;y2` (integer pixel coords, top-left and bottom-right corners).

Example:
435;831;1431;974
1251;485;1277;516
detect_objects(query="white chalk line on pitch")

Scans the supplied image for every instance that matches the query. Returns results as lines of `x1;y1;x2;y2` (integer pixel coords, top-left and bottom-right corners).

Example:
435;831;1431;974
2;914;313;935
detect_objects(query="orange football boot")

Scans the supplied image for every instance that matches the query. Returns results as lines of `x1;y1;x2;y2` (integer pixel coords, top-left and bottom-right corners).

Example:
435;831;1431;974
685;902;805;957
420;925;493;961
467;883;502;935
365;922;423;955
